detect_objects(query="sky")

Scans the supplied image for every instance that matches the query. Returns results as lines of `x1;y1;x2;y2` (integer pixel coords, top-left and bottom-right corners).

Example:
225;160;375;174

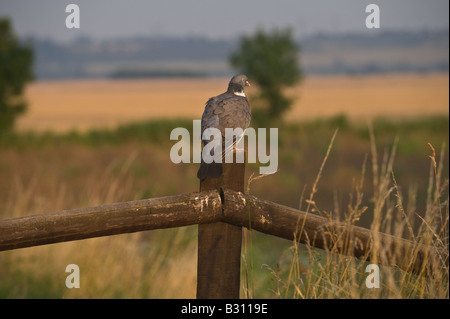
0;0;449;42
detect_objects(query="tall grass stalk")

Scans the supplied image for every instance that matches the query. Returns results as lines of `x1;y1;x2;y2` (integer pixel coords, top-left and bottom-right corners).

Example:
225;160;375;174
242;170;279;298
273;126;449;298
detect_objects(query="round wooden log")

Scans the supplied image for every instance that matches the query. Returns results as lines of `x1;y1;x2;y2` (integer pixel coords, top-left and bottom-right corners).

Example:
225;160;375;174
222;189;448;275
1;187;446;276
0;190;222;252
197;160;245;299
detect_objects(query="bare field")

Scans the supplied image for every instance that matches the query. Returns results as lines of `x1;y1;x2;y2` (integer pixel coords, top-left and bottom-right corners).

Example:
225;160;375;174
18;73;449;132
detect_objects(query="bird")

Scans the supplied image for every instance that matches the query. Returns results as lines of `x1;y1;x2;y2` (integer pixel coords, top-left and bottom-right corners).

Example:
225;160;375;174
197;74;252;181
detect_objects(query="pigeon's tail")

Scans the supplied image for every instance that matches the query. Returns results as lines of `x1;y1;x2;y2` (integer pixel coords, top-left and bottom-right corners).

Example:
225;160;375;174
197;160;222;181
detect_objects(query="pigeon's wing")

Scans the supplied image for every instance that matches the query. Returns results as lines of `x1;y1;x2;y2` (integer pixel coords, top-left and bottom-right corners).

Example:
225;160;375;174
197;95;223;180
215;95;251;132
214;95;251;159
201;96;221;137
197;93;251;181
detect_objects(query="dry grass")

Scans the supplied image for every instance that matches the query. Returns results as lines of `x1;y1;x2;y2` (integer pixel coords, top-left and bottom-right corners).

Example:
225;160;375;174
1;125;448;298
18;73;449;132
0;144;200;298
0;151;198;298
252;129;449;299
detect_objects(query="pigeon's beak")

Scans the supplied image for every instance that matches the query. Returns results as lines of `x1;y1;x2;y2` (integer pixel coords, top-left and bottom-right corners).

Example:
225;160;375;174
245;80;251;87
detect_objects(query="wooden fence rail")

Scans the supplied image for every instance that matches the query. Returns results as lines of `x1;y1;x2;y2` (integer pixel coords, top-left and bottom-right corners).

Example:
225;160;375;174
0;190;221;252
0;160;448;298
1;189;447;272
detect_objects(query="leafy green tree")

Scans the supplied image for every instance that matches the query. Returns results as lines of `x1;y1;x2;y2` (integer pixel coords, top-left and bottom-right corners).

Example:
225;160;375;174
230;28;301;126
0;18;33;134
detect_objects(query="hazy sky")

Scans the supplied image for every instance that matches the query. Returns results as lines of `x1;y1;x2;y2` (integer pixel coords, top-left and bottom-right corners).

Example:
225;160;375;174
1;0;448;41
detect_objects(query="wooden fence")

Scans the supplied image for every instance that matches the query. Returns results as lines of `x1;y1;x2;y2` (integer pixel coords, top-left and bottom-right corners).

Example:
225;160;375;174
0;160;448;298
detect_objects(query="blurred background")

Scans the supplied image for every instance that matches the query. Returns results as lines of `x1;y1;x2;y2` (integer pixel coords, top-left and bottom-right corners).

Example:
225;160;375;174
0;0;448;298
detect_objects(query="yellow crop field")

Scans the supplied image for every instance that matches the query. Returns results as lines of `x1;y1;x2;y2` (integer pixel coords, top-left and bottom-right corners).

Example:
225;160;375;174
18;73;449;132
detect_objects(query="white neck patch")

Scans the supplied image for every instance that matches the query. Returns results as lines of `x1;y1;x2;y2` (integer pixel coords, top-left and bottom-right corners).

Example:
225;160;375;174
234;91;246;97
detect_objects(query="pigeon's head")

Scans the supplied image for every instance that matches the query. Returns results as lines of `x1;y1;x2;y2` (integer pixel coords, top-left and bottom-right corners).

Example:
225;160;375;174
228;74;251;94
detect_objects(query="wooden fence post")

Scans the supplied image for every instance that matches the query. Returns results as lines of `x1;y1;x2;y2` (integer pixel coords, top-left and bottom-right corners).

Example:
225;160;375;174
197;155;245;299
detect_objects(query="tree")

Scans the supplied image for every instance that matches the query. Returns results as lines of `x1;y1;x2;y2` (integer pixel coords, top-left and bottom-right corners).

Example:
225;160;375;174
0;18;33;135
230;28;301;126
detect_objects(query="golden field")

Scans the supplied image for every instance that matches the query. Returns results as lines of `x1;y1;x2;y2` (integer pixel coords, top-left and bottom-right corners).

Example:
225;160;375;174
18;73;449;132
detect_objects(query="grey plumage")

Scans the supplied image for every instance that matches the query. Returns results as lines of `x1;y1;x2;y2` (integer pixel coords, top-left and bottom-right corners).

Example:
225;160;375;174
197;74;252;181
